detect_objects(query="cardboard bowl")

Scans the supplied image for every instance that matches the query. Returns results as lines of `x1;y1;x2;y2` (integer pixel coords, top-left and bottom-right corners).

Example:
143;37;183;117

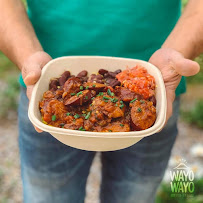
28;56;166;151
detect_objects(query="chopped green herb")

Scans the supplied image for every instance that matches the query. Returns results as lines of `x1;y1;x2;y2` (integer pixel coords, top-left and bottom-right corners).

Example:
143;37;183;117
77;91;83;97
137;107;142;112
80;86;83;90
115;103;118;106
70;93;76;96
66;112;71;116
108;130;112;132
140;100;145;104
85;112;91;120
103;96;110;100
120;100;123;104
90;104;93;106
120;124;124;127
74;114;80;119
86;86;89;89
82;113;87;117
78;127;86;131
85;96;89;100
119;104;124;109
60;123;65;128
107;89;112;96
104;100;109;102
91;97;95;100
51;115;56;121
92;84;96;87
97;92;104;96
107;88;114;96
130;98;137;103
111;98;118;103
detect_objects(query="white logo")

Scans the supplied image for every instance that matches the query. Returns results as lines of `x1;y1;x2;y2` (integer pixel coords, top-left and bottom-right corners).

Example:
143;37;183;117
170;159;195;197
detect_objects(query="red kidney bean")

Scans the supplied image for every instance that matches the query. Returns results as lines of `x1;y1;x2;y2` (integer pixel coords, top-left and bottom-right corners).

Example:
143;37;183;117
80;76;88;83
98;69;108;75
149;96;156;106
59;71;71;86
77;70;88;77
49;79;59;90
114;69;122;74
106;78;121;87
96;74;103;80
108;71;117;78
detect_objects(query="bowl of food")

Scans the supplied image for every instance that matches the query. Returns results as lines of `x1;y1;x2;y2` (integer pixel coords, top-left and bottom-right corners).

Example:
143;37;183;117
28;56;166;151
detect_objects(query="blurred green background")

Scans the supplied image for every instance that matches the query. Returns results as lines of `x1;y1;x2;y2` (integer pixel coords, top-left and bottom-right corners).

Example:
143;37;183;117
0;0;202;202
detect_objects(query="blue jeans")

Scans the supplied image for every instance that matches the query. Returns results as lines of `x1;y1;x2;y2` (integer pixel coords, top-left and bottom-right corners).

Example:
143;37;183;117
18;87;180;203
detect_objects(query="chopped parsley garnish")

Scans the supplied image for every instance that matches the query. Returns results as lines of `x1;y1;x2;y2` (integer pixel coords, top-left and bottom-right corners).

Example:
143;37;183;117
111;98;118;103
119;104;124;109
82;113;87;117
130;98;137;103
92;84;96;87
103;96;110;100
77;91;83;97
80;86;83;90
140;100;145;104
137;107;142;112
74;114;80;119
85;112;91;120
78;127;86;131
66;112;71;116
115;103;118;106
120;100;123;104
120;124;124;127
85;96;89;100
91;97;95;100
97;92;104;96
51;115;56;121
107;88;114;96
90;104;93;106
86;86;89;89
70;93;76;96
108;130;112;132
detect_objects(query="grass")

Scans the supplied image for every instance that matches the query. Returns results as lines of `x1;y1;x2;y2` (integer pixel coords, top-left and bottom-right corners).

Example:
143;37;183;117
181;99;203;128
0;76;20;117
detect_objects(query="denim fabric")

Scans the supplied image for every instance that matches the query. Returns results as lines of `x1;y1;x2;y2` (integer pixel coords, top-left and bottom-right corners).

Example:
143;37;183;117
18;87;180;203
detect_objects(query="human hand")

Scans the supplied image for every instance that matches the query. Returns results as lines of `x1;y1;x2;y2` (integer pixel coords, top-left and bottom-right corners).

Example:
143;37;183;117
21;51;52;132
149;48;200;123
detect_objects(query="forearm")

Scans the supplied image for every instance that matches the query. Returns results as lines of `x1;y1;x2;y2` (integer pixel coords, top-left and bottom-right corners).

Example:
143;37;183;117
0;0;42;69
162;0;203;59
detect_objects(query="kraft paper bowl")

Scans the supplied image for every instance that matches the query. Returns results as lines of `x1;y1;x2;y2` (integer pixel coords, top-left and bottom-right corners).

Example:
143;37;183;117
28;56;166;151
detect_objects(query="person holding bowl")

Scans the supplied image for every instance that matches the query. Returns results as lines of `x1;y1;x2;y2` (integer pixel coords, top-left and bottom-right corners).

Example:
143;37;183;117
0;0;202;202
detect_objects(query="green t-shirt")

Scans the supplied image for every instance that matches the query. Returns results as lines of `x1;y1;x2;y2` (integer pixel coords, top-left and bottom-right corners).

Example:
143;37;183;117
19;0;186;96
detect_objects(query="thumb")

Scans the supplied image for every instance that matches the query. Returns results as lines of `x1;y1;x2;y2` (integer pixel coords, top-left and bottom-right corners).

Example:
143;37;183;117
22;51;52;86
23;64;42;86
175;58;200;77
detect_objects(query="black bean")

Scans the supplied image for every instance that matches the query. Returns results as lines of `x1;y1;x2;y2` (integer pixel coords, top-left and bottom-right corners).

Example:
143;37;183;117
98;69;108;75
77;70;88;77
49;79;59;90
